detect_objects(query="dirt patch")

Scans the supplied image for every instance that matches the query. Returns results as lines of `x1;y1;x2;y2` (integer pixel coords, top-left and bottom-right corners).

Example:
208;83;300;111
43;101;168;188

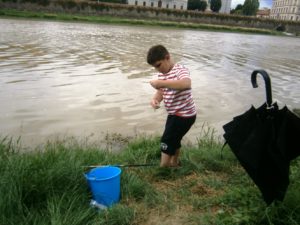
191;183;214;196
143;208;191;225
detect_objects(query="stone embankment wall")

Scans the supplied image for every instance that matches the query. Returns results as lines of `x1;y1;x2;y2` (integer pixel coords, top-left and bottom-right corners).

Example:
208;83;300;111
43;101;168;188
1;0;300;34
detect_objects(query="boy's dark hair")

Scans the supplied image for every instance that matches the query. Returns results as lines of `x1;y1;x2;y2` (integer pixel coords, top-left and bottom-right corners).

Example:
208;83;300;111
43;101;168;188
147;45;169;65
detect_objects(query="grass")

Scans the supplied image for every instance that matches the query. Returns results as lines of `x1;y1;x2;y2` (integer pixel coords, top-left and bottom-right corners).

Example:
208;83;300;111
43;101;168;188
0;132;300;225
0;8;283;35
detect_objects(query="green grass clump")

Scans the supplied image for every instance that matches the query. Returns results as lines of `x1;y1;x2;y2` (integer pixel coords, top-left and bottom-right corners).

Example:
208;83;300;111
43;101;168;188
0;133;300;225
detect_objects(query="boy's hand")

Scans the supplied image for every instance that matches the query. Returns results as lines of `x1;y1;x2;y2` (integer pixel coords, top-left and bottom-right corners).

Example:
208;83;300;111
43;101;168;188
150;80;162;89
150;99;160;109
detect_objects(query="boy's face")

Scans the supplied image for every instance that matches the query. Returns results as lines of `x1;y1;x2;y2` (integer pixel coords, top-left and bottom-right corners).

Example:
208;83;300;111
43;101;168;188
152;55;172;74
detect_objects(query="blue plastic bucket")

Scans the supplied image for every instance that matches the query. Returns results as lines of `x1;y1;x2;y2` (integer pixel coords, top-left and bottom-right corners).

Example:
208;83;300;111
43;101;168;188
85;166;122;207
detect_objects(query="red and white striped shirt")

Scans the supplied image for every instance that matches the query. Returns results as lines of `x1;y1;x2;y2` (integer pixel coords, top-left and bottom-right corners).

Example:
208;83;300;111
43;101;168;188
158;64;196;117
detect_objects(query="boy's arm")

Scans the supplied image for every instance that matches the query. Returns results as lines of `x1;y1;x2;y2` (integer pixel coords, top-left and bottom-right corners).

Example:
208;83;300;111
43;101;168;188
150;78;191;90
151;89;163;109
153;89;163;101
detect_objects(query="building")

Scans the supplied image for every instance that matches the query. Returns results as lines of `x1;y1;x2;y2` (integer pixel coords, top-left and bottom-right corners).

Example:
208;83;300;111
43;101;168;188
127;0;188;10
270;0;300;21
219;0;232;14
127;0;231;13
256;8;271;18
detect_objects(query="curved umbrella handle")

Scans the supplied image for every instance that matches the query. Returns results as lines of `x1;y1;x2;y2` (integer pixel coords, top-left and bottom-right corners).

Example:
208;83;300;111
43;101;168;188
251;70;273;107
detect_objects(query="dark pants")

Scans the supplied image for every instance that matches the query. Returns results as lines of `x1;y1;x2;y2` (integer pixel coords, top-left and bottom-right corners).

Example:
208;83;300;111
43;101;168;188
160;115;196;155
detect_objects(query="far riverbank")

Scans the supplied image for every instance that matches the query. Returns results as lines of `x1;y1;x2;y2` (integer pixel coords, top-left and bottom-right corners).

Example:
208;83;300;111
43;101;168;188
0;8;287;35
2;0;300;35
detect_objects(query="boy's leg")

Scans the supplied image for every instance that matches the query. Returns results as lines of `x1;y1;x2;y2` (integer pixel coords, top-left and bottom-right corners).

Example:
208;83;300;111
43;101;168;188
160;149;180;167
160;152;172;167
169;116;196;167
159;115;196;167
170;148;180;167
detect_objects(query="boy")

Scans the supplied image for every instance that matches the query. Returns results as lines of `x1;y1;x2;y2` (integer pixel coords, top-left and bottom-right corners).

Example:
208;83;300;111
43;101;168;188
147;45;196;167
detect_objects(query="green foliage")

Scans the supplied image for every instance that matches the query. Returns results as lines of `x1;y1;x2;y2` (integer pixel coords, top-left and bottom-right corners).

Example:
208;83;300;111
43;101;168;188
198;0;208;11
8;0;51;6
187;0;207;11
1;0;18;3
196;123;221;149
242;0;259;16
96;205;135;225
210;0;222;12
235;3;243;10
0;138;98;224
56;0;78;9
230;3;243;14
122;173;154;201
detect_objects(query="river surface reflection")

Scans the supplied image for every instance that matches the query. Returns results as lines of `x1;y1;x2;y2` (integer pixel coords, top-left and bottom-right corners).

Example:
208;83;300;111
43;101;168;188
0;18;300;147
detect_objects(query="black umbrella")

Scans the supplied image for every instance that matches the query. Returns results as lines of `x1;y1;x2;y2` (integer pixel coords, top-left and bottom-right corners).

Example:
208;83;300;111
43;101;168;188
223;70;300;205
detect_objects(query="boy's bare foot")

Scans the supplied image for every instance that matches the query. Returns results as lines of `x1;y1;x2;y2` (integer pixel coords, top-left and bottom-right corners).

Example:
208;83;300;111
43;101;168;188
169;161;182;168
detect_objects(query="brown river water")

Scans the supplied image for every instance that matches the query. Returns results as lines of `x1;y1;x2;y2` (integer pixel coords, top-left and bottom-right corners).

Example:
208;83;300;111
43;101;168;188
0;18;300;147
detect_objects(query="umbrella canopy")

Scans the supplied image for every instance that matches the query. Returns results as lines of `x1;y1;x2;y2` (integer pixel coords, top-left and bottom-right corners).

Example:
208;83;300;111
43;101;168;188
223;70;300;205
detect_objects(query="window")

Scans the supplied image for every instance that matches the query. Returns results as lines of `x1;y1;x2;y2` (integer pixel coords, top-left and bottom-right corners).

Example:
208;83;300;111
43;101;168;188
180;5;183;9
173;4;176;9
151;2;154;6
166;3;169;8
135;0;138;5
158;0;162;7
143;1;146;6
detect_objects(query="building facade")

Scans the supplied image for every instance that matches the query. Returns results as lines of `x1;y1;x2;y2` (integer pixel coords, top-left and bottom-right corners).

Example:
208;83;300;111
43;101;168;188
127;0;188;10
270;0;300;21
127;0;231;13
256;8;271;18
219;0;232;14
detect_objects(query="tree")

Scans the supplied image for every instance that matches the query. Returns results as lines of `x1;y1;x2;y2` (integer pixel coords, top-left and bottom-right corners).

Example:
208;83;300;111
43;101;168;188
210;0;222;12
198;0;208;11
235;4;243;11
188;0;207;11
230;4;243;14
242;0;259;16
